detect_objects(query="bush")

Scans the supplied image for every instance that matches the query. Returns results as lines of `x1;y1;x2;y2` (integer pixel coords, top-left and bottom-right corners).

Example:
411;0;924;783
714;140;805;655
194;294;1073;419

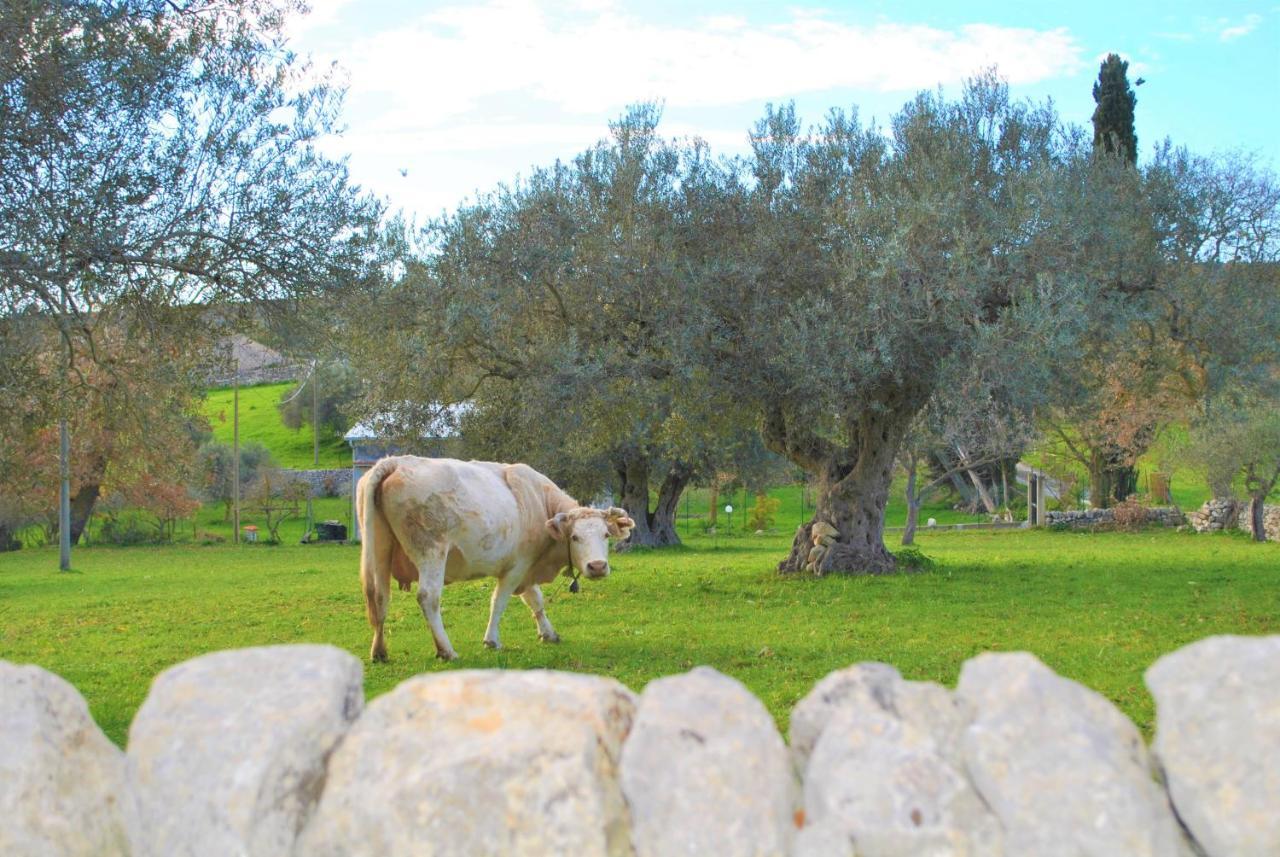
1112;494;1151;531
747;493;782;531
893;547;937;572
198;440;276;519
247;469;310;543
278;362;360;433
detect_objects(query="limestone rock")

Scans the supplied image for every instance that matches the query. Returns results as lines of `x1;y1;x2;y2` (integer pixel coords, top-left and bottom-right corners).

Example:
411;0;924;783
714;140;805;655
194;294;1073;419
793;663;1000;856
811;522;840;544
127;644;363;857
620;667;795;857
297;669;637;857
1146;635;1280;857
0;661;140;856
957;652;1187;857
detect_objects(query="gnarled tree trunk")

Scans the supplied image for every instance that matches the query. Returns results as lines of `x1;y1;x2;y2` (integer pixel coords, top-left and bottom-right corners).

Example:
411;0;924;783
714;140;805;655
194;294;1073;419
1249;496;1266;542
614;454;690;549
766;399;918;575
68;483;100;545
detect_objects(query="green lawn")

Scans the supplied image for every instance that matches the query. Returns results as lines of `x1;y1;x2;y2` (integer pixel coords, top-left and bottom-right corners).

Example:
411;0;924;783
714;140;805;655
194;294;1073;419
203;382;350;469
2;526;1275;747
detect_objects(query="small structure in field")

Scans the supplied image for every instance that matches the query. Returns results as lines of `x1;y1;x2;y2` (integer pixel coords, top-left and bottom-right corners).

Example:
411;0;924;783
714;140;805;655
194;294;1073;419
343;403;469;540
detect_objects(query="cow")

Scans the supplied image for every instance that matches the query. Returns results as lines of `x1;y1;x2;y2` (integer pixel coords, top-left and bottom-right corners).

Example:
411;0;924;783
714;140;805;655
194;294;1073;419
356;456;635;661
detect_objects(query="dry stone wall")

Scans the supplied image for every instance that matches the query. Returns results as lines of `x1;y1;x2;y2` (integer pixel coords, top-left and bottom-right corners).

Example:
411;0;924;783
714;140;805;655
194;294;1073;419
1186;499;1280;542
3;636;1279;856
1046;506;1185;529
286;468;353;498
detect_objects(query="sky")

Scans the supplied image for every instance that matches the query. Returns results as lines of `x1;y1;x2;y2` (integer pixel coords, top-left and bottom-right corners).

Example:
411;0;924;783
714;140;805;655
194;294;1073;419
286;0;1280;221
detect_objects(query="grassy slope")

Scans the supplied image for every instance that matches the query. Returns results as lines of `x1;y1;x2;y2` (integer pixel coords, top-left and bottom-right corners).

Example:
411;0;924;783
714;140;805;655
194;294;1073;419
2;527;1275;747
203;383;350;469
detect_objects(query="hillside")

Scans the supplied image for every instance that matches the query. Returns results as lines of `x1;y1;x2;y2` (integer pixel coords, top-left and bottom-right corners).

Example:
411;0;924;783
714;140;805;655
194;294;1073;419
203;382;350;469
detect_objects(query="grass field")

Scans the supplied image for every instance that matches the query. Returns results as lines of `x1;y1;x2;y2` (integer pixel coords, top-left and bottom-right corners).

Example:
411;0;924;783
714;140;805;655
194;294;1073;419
2;525;1275;748
203;382;350;469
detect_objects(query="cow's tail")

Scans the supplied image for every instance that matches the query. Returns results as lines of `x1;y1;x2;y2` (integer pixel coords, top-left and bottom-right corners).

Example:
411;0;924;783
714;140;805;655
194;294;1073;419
358;457;400;632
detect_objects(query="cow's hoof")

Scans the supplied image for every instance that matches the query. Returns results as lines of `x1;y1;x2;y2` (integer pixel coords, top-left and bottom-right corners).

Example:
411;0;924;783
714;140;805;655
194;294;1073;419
539;632;561;644
436;648;460;661
483;639;501;650
371;650;389;663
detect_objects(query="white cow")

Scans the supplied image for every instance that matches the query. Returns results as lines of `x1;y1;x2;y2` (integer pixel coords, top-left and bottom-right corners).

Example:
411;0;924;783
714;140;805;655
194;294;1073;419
357;456;635;661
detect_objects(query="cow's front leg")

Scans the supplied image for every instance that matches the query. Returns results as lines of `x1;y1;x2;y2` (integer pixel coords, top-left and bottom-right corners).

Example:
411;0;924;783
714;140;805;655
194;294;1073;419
521;585;559;643
415;556;458;661
483;571;525;650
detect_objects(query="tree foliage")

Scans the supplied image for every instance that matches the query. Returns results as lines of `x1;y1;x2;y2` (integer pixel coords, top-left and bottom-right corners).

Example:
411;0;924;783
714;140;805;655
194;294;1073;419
1189;396;1280;540
715;74;1092;572
1;0;381;559
1092;53;1138;165
278;361;361;434
345;106;760;547
1046;148;1280;505
0;323;208;547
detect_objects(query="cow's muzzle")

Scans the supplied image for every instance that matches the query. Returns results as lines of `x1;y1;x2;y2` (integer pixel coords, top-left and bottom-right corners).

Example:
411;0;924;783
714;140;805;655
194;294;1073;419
585;560;609;579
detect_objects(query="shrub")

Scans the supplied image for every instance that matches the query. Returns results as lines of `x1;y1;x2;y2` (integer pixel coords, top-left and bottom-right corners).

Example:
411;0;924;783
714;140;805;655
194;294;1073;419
247;469;310;543
747;493;782;531
1112;494;1151;531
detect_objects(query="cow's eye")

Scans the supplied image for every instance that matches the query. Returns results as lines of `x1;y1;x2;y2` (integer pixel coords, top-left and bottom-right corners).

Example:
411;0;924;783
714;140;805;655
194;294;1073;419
571;534;581;543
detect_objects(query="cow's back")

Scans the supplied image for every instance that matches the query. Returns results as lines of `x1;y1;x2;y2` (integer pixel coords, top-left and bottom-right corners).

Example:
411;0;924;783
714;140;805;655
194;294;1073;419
378;457;526;581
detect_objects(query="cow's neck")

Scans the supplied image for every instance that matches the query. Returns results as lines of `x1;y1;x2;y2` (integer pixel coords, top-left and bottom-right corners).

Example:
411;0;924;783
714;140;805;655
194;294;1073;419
529;533;571;585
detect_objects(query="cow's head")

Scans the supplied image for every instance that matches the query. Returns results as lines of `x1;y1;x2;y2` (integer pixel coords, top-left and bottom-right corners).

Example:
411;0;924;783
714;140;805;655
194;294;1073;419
546;506;635;580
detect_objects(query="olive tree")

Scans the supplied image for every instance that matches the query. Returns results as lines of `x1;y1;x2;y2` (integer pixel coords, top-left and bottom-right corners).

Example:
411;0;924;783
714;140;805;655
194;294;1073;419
714;75;1093;573
348;107;752;547
1;0;381;558
1189;397;1280;541
1045;147;1280;505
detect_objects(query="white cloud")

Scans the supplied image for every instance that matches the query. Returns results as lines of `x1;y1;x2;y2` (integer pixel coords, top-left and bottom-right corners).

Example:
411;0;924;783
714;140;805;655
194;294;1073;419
1218;13;1263;41
316;1;1083;118
290;1;1086;216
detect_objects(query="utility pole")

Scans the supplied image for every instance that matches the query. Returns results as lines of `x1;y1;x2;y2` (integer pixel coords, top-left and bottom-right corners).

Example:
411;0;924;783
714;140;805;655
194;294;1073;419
58;292;71;571
233;365;241;544
307;363;318;536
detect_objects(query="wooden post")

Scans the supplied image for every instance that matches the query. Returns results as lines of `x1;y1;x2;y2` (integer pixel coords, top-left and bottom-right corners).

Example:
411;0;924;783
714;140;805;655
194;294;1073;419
351;461;360;542
1027;472;1035;525
1036;471;1048;527
233;374;240;544
58;299;71;571
307;367;318;536
59;416;70;570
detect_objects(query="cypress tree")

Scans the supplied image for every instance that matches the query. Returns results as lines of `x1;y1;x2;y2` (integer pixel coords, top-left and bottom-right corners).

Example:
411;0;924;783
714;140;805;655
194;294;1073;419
1092;53;1138;164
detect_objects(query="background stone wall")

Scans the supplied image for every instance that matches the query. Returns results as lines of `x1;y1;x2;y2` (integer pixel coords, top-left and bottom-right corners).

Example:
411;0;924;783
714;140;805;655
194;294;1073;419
3;636;1278;856
285;468;352;498
1045;506;1185;529
1186;499;1280;541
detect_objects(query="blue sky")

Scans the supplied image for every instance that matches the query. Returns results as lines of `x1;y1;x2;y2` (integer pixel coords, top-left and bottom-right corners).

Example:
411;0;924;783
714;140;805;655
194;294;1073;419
287;1;1280;221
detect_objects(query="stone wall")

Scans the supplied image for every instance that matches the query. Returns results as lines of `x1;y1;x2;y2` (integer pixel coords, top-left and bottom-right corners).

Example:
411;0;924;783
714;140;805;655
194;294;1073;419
1186;499;1280;542
1045;505;1185;529
285;468;352;498
3;636;1278;856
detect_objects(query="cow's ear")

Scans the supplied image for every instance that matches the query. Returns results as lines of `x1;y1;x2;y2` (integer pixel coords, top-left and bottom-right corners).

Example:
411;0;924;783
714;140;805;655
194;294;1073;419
607;515;636;540
545;512;569;541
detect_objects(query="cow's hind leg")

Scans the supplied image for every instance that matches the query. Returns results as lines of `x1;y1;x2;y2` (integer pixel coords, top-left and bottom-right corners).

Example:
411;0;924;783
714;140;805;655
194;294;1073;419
361;510;395;663
521;585;560;643
415;553;458;661
483;570;525;650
